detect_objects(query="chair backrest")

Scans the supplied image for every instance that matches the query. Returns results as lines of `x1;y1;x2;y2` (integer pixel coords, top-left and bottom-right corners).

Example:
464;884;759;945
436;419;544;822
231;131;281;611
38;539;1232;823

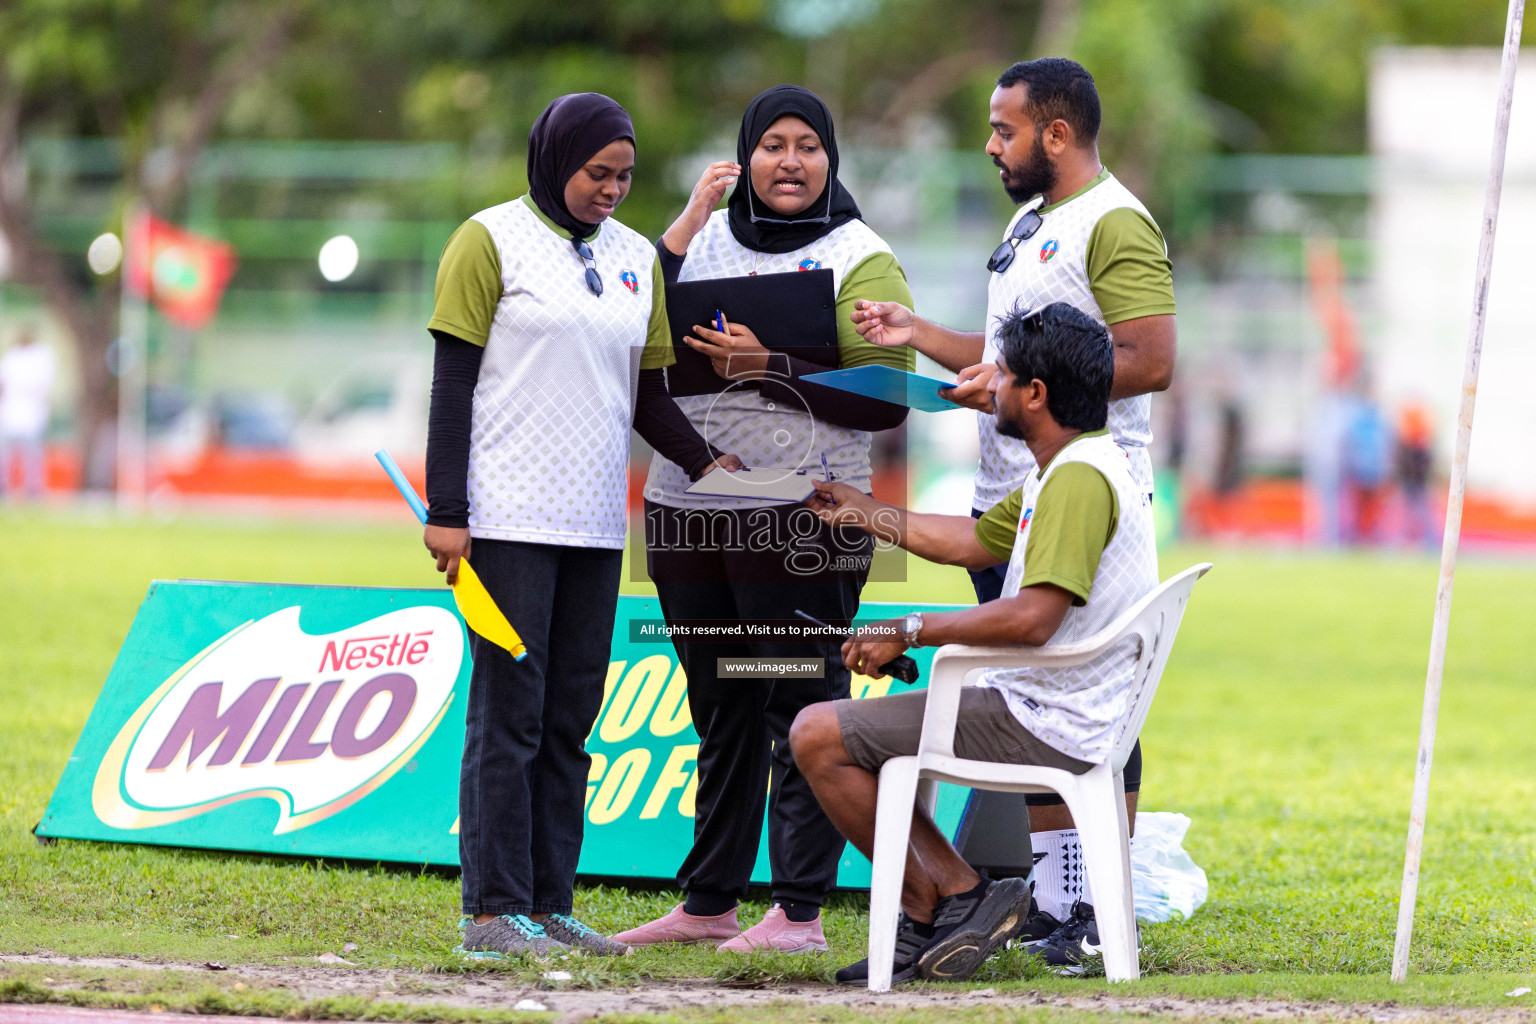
1104;563;1212;772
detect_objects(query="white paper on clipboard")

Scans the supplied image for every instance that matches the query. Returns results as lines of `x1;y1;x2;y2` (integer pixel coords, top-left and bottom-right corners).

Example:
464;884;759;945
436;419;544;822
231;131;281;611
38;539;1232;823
683;468;817;503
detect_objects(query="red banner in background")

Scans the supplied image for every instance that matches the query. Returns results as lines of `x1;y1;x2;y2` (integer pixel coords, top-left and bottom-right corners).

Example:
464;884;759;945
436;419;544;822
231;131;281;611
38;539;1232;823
126;212;238;329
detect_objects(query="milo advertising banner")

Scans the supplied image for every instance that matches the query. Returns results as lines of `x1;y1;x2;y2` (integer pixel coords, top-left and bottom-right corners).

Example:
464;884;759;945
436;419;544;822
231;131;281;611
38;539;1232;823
38;581;968;886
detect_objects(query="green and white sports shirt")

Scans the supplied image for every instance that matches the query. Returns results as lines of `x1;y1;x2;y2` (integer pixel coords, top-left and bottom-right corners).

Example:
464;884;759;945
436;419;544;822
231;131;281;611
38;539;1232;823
976;430;1159;764
429;195;673;549
974;170;1175;510
642;208;914;510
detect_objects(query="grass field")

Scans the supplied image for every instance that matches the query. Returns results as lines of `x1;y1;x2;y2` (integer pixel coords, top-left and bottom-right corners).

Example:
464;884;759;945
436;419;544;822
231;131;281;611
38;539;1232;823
1;505;1534;1019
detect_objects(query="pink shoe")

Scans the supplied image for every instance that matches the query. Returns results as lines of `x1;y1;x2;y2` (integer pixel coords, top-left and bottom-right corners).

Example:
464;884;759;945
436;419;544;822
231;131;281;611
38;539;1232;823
717;904;828;954
610;903;740;947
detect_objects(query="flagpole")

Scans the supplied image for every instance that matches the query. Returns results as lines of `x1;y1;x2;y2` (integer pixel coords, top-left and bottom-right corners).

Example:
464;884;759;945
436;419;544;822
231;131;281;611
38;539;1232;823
1391;0;1524;982
117;204;149;513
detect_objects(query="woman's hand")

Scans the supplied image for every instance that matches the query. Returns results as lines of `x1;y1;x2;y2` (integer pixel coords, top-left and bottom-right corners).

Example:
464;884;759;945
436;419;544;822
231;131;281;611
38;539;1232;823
701;453;746;475
850;300;917;348
686;314;772;381
661;160;741;256
424;525;472;586
939;362;997;412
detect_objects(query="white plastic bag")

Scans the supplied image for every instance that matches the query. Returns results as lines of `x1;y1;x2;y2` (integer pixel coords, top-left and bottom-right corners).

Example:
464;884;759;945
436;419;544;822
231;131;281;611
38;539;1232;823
1130;811;1208;923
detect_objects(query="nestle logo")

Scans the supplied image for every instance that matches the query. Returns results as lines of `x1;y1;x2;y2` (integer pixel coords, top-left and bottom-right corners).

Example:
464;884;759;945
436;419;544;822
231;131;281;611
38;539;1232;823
319;632;432;673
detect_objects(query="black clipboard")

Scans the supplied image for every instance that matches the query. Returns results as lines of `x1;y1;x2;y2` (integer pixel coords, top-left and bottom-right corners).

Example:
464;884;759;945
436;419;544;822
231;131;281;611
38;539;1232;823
663;269;839;397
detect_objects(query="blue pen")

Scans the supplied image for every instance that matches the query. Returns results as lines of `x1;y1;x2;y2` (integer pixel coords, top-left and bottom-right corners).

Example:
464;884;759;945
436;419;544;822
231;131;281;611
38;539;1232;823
819;451;836;506
714;309;726;334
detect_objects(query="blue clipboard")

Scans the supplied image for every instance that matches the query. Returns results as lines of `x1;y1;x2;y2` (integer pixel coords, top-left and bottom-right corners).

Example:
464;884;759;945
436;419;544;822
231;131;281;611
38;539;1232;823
800;365;964;412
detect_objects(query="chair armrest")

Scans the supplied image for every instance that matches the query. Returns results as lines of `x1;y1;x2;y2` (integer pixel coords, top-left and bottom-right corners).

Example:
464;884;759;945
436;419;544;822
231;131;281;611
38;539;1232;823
929;637;1127;674
915;563;1213;762
915;605;1159;757
927;565;1212;677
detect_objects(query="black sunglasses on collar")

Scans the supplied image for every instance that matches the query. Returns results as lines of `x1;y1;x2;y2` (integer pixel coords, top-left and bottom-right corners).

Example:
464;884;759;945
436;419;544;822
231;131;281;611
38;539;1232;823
745;185;833;227
571;237;603;296
987;208;1044;274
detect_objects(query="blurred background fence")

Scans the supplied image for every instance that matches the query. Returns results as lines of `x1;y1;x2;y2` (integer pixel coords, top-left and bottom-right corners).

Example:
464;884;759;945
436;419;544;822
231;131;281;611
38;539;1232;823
0;1;1530;548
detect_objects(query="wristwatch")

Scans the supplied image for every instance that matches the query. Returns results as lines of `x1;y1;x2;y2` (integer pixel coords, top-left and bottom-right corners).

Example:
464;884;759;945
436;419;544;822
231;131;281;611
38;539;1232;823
901;612;925;647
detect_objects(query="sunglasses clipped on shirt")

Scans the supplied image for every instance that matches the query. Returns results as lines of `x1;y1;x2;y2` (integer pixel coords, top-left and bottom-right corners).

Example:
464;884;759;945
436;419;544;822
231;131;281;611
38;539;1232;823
986;207;1044;274
745;186;833;227
572;237;603;296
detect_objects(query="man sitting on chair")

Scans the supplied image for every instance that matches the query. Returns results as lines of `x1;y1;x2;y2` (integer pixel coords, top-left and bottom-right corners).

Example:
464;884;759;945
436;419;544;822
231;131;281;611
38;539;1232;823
790;302;1158;985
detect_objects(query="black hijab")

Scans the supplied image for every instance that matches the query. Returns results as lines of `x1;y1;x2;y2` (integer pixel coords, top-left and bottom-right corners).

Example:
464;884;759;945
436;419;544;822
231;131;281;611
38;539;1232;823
726;85;862;254
527;93;635;239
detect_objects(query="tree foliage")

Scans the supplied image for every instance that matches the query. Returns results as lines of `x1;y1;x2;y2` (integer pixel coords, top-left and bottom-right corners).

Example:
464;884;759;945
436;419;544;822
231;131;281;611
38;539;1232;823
0;0;319;484
0;0;1517;485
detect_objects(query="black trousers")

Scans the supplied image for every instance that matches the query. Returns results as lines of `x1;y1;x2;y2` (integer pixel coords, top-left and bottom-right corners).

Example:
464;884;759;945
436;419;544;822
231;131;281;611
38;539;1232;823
646;500;872;906
966;510;1141;803
458;538;622;916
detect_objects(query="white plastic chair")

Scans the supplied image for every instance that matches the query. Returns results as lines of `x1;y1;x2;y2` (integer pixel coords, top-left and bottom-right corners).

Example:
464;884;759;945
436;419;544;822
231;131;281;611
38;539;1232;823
865;563;1212;990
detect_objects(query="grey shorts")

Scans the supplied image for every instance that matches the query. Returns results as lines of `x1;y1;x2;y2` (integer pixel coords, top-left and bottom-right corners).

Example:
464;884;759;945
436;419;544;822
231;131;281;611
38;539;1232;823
833;686;1092;775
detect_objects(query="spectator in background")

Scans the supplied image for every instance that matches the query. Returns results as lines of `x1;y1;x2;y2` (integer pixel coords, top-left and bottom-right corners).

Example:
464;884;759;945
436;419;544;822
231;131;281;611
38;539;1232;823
0;328;56;499
1306;390;1346;547
1395;401;1435;548
1341;384;1391;545
1213;401;1245;498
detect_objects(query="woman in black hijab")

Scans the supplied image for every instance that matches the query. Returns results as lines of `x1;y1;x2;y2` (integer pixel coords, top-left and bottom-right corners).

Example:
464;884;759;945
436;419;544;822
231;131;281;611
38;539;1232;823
615;85;916;955
423;92;738;961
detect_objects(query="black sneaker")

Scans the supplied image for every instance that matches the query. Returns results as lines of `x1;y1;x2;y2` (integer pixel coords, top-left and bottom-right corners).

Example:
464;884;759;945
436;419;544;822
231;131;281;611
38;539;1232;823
835;913;932;986
1031;901;1138;976
916;876;1032;981
1017;896;1062;945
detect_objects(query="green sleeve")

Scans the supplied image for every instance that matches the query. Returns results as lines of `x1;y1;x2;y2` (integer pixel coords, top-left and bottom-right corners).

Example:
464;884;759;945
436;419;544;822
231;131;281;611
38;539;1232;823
427;220;502;348
973;488;1026;564
835;251;916;371
641;253;676;370
1020;463;1120;605
1085;207;1176;326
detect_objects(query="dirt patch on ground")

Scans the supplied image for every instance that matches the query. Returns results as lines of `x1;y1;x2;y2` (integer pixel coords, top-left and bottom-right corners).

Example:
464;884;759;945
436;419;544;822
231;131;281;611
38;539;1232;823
3;953;1534;1023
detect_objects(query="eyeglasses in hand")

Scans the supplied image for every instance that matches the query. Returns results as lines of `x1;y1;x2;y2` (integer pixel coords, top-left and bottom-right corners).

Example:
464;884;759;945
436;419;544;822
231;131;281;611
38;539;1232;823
986;208;1044;274
572;238;603;296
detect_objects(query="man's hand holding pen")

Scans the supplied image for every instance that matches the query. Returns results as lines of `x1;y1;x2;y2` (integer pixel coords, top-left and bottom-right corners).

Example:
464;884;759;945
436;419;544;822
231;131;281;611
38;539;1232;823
806;479;874;529
807;480;904;547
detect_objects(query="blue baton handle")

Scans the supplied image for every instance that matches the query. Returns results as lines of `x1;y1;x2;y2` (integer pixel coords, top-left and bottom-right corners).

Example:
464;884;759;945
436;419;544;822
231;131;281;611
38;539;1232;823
375;449;429;524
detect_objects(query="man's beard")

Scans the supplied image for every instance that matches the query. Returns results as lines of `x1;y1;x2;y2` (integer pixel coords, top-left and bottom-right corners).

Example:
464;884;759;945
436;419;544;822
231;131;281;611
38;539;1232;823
995;131;1057;204
995;405;1028;440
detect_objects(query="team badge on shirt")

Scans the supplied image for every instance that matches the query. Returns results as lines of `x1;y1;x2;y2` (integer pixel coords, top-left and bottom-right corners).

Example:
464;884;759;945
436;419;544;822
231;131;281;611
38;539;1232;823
1019;507;1034;532
1038;239;1059;263
620;270;640;293
797;258;822;271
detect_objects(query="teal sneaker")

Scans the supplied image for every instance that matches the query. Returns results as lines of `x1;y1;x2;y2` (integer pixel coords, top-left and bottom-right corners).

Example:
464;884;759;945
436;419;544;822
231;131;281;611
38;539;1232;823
455;914;568;960
541;913;632;956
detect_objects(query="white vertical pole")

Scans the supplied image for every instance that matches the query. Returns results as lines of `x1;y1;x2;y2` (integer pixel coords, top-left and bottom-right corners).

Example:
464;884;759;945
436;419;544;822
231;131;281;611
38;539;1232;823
1391;0;1524;982
116;204;149;513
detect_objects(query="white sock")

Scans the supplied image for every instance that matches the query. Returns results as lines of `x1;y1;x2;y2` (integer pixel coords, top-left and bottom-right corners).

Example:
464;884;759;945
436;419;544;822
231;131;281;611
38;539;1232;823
1030;828;1089;921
